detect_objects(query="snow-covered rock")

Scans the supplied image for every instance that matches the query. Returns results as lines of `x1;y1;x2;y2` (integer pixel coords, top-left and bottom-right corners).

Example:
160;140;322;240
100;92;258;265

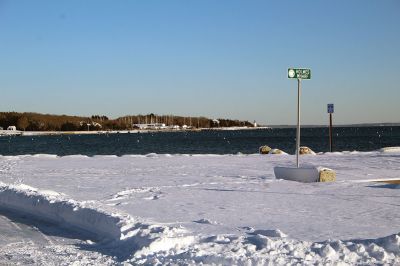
318;167;336;182
259;145;272;154
300;146;316;155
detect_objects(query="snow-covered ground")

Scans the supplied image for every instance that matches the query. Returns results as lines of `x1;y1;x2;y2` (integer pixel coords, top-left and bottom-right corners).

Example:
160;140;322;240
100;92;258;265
0;150;399;265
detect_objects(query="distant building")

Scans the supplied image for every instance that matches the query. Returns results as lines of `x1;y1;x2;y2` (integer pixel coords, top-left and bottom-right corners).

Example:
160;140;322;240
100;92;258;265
7;126;17;131
79;121;102;129
92;122;102;128
212;119;220;127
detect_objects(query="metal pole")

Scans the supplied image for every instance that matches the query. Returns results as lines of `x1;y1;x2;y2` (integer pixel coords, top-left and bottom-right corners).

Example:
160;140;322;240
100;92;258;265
329;113;333;152
296;78;301;168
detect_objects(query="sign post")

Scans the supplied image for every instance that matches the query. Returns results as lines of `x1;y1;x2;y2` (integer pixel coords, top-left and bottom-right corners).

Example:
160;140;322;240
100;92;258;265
288;68;311;168
327;104;334;152
296;78;301;168
274;68;320;183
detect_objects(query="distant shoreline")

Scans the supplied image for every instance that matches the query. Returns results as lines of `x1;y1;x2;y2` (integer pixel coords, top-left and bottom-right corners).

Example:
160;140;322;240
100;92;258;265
1;123;399;137
0;126;270;136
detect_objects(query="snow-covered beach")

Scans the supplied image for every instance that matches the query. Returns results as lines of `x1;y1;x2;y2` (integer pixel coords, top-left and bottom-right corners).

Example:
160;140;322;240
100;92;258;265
0;150;399;265
0;126;267;137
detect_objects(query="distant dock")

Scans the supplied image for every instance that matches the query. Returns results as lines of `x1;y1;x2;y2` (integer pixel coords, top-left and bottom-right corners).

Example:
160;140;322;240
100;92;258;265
0;130;23;136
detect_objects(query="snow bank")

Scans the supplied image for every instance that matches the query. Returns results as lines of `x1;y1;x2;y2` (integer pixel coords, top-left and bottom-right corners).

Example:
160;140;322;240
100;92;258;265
31;154;58;159
0;182;122;240
0;182;195;259
62;154;90;159
380;147;400;153
1;148;398;159
321;147;400;155
131;231;400;265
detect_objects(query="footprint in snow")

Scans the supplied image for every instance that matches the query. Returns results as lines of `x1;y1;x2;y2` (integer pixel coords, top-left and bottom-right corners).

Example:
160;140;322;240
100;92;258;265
143;194;162;200
193;218;218;225
247;228;287;238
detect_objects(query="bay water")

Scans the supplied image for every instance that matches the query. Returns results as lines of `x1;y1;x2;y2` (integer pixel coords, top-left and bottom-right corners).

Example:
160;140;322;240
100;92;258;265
0;127;399;156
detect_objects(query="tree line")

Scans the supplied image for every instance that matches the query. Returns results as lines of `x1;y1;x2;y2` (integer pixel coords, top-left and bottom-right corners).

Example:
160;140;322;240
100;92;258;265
0;112;255;131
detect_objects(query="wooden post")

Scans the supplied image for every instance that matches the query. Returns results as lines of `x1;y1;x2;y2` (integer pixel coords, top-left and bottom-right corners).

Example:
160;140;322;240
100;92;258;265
329;113;333;152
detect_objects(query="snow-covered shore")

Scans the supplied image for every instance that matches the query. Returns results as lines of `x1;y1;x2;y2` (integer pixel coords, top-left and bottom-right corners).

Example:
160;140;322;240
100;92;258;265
0;126;267;137
0;150;399;264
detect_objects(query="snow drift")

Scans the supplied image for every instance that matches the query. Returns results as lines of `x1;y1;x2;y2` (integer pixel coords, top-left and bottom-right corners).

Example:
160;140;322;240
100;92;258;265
0;182;399;265
0;182;195;261
131;231;400;265
0;182;123;240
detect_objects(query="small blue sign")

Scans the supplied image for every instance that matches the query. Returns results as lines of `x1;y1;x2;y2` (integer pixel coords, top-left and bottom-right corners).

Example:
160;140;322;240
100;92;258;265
327;104;334;114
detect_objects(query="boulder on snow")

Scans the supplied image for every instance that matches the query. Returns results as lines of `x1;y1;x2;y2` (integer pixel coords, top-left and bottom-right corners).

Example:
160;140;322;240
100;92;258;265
259;145;272;154
299;146;316;155
318;168;336;182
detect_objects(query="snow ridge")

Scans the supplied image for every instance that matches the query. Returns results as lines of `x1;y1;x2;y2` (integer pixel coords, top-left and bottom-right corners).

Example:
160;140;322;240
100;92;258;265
0;182;194;261
0;182;122;240
132;231;400;265
0;146;398;159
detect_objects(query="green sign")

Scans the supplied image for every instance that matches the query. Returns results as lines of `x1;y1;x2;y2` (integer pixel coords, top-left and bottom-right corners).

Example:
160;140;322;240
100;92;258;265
288;68;311;79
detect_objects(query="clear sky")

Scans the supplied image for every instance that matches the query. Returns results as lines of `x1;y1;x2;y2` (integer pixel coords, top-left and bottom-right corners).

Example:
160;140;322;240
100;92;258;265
0;0;399;125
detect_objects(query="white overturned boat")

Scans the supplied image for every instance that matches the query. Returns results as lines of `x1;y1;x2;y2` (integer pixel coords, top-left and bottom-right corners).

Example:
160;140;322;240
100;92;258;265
274;166;319;183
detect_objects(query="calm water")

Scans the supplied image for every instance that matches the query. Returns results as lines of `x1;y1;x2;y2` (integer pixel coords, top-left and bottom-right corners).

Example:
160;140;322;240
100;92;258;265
0;127;399;156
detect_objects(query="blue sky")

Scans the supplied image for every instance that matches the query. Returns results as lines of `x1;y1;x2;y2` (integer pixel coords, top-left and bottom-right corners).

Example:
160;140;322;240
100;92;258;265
0;0;399;125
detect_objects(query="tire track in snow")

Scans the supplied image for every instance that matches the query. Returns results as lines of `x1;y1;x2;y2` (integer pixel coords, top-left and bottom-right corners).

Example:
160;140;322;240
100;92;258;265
0;212;56;246
0;157;23;183
103;180;254;203
0;209;114;265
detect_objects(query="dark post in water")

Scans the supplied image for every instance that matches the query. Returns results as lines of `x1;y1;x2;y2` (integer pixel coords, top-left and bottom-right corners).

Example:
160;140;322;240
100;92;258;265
327;104;334;152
